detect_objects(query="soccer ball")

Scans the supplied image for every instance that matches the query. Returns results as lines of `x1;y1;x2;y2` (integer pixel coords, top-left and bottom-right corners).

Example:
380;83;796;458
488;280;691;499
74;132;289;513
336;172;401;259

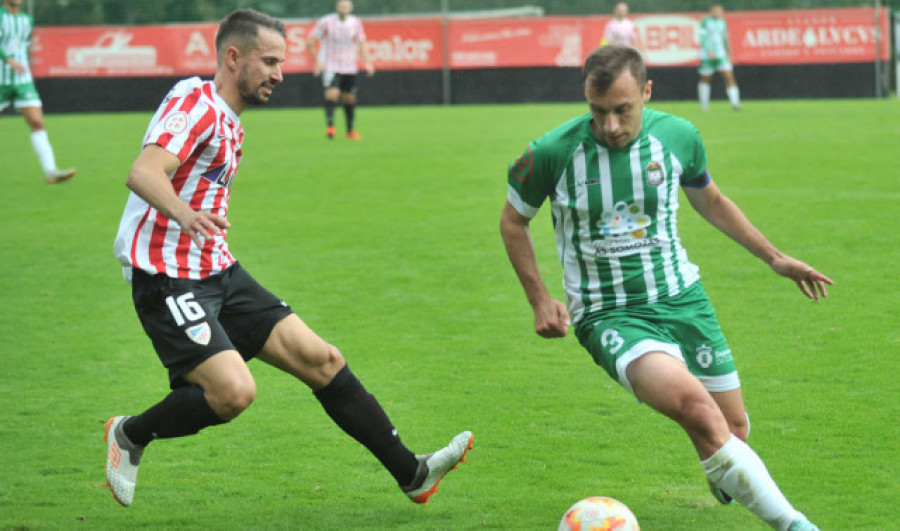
558;496;640;531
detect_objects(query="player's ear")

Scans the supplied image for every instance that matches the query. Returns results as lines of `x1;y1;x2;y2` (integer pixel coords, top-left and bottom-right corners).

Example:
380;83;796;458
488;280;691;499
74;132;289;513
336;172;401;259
225;45;241;70
643;79;653;103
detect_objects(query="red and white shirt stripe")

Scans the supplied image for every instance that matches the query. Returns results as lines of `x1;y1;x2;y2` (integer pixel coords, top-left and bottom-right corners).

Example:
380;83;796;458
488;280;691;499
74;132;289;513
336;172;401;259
310;13;367;74
114;77;243;282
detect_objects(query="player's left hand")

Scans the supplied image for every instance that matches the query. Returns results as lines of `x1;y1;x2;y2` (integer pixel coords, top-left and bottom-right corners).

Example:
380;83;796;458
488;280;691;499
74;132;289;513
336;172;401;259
769;255;833;301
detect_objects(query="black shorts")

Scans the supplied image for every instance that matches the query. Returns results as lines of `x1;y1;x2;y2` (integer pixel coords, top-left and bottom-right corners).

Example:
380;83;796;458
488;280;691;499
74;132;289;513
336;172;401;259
324;72;358;93
131;262;294;388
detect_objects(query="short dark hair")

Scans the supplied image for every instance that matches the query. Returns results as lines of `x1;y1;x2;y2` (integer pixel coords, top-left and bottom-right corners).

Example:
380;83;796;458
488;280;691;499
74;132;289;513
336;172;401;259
215;9;285;63
582;45;647;93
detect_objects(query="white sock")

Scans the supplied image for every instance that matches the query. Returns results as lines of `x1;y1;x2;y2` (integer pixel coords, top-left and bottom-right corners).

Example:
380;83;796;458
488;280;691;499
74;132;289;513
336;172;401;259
701;435;805;530
727;85;741;107
30;130;57;175
698;82;711;110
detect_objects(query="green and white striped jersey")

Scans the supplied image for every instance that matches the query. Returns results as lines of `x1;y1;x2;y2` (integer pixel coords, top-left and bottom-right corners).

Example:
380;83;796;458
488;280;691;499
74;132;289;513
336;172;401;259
0;6;34;85
507;109;708;324
698;15;729;60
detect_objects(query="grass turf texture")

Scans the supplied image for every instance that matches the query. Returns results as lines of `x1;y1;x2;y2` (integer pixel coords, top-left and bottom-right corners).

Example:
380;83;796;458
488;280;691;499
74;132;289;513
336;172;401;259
0;99;897;529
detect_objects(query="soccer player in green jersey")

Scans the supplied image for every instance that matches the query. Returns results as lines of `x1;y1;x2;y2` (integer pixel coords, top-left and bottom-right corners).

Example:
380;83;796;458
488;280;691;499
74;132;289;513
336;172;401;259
0;0;75;183
698;4;741;111
501;45;831;531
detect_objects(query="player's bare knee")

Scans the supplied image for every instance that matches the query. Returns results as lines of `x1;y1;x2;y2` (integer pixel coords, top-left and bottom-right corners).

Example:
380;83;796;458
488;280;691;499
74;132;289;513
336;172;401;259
322;343;345;372
209;380;256;420
680;396;728;441
729;416;749;441
300;343;345;388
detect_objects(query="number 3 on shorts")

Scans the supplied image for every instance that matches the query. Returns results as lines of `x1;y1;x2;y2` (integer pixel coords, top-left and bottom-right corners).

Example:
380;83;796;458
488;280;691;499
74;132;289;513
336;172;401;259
600;328;625;355
165;293;206;326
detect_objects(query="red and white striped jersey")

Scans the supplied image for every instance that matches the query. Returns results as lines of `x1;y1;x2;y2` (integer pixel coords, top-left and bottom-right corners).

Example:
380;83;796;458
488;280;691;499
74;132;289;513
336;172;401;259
114;77;243;283
603;19;639;48
310;13;367;74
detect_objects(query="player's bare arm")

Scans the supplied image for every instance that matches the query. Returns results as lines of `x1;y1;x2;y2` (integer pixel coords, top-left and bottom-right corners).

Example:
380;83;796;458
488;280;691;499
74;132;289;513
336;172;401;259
359;41;374;76
127;145;231;247
306;36;322;76
500;202;570;338
683;181;833;300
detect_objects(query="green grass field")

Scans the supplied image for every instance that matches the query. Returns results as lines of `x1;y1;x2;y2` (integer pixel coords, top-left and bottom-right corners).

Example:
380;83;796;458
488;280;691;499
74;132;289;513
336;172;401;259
1;98;898;530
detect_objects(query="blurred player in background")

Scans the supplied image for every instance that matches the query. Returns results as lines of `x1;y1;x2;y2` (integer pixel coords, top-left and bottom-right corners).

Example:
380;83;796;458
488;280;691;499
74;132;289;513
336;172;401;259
601;2;643;56
698;4;741;111
307;0;374;140
0;0;75;183
500;45;829;531
105;8;472;509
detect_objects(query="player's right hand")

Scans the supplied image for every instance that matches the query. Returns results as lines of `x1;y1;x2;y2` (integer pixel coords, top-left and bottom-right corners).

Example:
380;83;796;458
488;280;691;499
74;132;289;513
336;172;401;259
533;299;570;338
177;210;231;247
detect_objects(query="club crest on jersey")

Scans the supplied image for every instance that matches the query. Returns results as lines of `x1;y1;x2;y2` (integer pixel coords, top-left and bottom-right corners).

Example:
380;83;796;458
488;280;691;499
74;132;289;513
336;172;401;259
185;322;211;346
509;146;534;182
163;111;189;135
202;164;232;188
645;161;665;187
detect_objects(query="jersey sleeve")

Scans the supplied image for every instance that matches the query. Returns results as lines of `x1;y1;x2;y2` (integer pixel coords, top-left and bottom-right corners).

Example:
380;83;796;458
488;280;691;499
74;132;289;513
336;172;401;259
144;92;215;164
678;122;709;187
506;140;559;219
310;17;327;40
698;17;713;57
601;21;613;45
26;15;33;45
355;18;367;42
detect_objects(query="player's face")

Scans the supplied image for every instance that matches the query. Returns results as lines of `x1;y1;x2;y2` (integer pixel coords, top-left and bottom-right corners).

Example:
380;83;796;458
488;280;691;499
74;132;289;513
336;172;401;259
585;70;651;149
614;3;628;18
336;0;353;17
237;28;286;106
5;0;22;10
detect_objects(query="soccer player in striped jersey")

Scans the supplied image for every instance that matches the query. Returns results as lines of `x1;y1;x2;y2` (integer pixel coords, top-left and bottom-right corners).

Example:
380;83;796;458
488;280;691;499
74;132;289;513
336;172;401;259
698;4;741;111
501;45;830;531
307;0;374;140
106;9;471;509
601;2;644;57
0;0;75;183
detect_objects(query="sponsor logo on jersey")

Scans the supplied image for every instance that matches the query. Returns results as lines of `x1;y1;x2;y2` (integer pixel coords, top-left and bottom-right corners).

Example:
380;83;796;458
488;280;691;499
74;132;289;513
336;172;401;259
715;349;733;365
645;161;665;187
185;322;211;346
597;201;652;238
594;237;661;256
201;164;232;188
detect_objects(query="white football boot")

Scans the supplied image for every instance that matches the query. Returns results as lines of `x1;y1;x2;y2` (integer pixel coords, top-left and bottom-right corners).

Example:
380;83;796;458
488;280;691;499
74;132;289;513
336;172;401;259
402;430;474;504
45;168;76;184
105;416;144;507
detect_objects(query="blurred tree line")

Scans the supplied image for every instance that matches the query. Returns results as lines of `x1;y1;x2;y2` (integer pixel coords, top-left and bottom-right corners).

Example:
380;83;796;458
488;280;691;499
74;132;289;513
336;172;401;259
29;0;892;26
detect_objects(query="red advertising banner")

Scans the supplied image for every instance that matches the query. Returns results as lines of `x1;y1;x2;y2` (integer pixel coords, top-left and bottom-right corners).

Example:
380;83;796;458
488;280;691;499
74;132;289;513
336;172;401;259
29;8;888;79
30;19;445;78
724;8;888;65
448;18;588;68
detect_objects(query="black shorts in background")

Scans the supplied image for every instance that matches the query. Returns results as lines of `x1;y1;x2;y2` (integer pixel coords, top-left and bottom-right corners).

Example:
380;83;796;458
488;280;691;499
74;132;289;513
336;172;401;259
325;72;358;93
131;262;294;388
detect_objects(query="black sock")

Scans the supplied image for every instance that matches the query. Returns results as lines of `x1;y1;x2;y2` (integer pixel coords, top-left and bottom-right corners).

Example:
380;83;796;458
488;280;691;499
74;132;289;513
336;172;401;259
343;104;355;132
325;100;336;126
123;385;225;446
314;365;418;485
